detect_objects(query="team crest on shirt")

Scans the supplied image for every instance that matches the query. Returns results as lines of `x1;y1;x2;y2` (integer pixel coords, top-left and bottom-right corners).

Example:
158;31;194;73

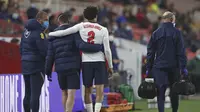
40;33;45;39
24;29;31;38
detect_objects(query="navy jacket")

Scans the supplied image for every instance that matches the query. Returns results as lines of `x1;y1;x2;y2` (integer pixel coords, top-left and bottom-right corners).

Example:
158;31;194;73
45;25;103;75
20;19;48;74
146;22;187;71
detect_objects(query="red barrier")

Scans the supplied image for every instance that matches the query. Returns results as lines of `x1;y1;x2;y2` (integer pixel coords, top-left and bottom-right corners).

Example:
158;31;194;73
0;19;23;35
0;41;21;74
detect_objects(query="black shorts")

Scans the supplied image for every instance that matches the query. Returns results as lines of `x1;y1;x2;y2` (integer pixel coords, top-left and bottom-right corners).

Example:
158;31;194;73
82;62;108;87
57;69;80;90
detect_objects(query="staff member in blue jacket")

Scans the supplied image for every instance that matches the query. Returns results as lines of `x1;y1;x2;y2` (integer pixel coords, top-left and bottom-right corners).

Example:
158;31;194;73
146;11;188;112
45;13;104;112
20;11;49;112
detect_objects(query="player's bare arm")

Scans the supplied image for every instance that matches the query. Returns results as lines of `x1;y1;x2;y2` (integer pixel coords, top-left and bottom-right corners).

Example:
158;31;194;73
103;28;113;74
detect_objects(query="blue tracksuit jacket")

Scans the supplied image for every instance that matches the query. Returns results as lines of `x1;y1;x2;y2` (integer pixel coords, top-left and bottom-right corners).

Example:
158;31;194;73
146;22;187;71
20;19;48;74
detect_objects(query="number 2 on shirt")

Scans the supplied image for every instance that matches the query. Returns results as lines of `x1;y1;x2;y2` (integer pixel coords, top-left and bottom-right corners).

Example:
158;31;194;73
87;31;95;44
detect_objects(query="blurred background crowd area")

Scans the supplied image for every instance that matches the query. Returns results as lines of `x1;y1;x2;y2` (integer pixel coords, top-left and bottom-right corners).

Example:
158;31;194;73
1;0;200;91
0;0;200;58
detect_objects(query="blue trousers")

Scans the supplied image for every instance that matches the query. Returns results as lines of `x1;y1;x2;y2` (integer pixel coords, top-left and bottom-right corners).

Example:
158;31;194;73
23;72;45;112
152;68;179;112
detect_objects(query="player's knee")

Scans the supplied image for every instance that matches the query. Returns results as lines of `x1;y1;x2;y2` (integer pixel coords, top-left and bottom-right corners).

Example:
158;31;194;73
95;85;104;93
68;89;76;98
85;87;92;95
62;90;68;97
95;93;104;102
97;92;104;97
95;85;104;101
96;90;103;97
96;91;104;98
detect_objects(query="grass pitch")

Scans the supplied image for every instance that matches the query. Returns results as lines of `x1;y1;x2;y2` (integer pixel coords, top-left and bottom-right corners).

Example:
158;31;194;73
133;99;200;112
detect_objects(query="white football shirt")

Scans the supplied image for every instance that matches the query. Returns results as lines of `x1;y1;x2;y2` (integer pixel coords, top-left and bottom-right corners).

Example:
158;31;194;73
49;22;113;68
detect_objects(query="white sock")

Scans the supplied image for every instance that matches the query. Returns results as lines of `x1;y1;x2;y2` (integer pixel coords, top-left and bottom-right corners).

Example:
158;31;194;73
85;103;93;112
95;103;102;112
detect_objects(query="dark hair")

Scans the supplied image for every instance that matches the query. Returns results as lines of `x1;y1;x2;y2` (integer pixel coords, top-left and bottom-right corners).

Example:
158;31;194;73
42;8;51;14
70;8;76;12
49;15;55;25
57;13;69;23
36;11;48;19
10;38;19;44
158;16;162;21
83;6;98;20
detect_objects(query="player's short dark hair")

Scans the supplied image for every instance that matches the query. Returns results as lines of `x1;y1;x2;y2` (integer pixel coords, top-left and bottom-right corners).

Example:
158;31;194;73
57;13;70;23
83;6;98;20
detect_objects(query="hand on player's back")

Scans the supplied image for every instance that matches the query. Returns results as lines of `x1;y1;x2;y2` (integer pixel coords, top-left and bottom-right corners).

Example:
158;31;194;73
101;45;104;52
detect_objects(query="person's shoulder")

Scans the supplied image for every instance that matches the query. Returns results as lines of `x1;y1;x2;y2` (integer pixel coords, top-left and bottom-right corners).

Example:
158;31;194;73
97;24;108;33
174;27;181;33
153;25;172;35
76;22;84;27
54;25;71;31
79;22;84;25
152;27;161;35
95;23;106;29
170;27;181;37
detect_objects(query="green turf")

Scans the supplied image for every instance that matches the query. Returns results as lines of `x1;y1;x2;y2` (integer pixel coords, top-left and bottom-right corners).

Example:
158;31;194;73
132;100;200;112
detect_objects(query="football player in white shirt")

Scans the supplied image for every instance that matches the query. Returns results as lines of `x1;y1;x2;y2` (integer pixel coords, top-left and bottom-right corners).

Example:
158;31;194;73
49;6;113;112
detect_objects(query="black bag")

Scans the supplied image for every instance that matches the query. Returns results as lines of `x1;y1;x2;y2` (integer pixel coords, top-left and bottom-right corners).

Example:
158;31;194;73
138;81;157;99
172;79;196;95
